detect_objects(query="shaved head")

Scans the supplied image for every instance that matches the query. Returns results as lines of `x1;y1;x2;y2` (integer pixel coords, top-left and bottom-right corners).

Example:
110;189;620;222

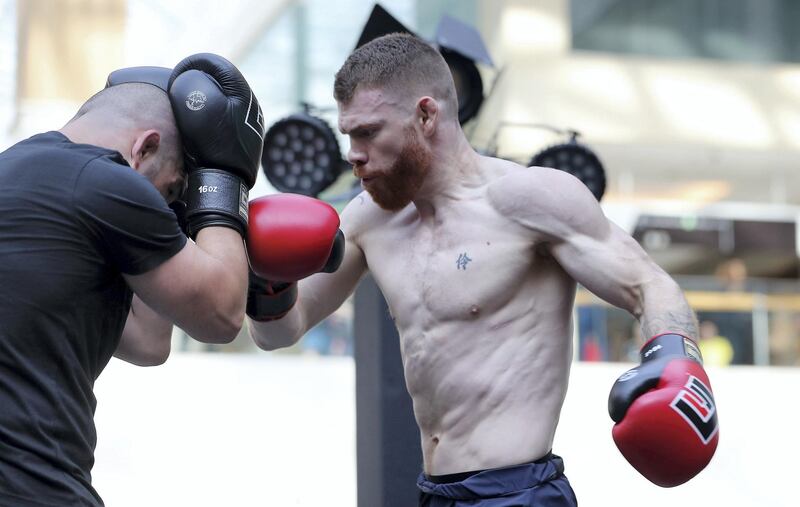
72;83;183;171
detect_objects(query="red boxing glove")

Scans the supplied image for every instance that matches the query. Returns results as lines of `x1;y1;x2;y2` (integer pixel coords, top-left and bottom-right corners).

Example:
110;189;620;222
247;193;342;281
246;194;344;321
608;333;719;487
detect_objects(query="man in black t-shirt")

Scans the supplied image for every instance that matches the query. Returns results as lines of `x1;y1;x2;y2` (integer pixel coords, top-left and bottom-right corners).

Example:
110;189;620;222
0;54;264;506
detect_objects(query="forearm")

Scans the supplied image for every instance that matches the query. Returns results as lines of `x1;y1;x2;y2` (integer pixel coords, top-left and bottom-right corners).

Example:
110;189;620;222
192;227;248;341
638;274;698;340
116;297;172;366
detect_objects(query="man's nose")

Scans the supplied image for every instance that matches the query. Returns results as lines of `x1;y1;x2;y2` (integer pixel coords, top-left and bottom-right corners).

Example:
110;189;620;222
347;146;367;167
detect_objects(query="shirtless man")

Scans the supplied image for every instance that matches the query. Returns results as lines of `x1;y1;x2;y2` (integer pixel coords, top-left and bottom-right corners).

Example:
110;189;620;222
246;34;719;506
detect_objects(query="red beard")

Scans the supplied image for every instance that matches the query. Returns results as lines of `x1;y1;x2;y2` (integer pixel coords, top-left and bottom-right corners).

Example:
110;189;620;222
355;126;431;211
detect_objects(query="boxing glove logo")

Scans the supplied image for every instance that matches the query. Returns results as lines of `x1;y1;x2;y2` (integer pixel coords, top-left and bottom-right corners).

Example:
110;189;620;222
643;344;663;358
670;375;718;444
243;91;265;140
238;184;249;223
186;90;207;111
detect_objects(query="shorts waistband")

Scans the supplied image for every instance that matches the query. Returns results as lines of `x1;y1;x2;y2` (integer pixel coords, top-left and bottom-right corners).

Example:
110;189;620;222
426;451;555;484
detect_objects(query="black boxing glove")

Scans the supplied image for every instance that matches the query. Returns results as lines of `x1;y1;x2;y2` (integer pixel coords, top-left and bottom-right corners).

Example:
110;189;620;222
246;272;299;322
167;53;265;238
106;66;170;91
105;65;192;236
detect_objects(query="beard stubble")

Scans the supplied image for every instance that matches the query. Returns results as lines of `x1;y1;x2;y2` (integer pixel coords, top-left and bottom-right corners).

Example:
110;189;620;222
357;125;432;211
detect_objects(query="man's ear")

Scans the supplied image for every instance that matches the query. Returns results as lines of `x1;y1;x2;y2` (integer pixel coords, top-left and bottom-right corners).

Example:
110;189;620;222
130;130;161;170
417;97;439;137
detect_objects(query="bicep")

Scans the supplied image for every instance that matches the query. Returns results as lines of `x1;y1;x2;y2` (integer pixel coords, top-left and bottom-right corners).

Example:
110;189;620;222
514;170;664;313
122;243;197;330
123;227;248;343
77;160;246;342
504;168;687;328
75;159;186;275
549;219;666;315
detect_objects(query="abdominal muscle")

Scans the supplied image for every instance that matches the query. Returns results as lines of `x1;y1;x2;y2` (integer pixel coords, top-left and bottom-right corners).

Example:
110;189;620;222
395;280;576;476
357;165;578;475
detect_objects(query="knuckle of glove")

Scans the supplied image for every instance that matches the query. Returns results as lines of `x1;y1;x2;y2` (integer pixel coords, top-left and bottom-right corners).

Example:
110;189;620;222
247;194;342;281
608;361;664;422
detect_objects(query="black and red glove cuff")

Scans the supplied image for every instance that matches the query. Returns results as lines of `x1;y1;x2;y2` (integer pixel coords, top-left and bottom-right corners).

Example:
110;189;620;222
640;333;703;364
609;333;704;422
246;270;298;321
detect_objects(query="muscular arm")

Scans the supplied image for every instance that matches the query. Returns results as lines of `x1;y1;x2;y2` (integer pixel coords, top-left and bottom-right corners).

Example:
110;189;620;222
496;168;697;339
554;217;697;339
73;157;248;346
115;294;172;366
124;227;248;344
249;201;368;350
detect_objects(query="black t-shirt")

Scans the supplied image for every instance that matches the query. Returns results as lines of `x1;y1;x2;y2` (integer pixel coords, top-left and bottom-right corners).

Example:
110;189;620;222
0;132;186;506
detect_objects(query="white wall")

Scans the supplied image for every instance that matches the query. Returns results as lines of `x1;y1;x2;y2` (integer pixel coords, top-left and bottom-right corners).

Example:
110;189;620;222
93;354;356;507
93;354;798;507
472;0;800;206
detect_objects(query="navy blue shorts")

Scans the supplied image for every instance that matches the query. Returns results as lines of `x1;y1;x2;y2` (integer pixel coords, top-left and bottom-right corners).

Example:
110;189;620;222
417;453;578;507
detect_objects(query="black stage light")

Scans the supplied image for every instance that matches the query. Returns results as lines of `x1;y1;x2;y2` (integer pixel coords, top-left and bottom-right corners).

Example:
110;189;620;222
440;47;483;125
261;112;345;197
529;132;607;201
355;3;414;48
354;4;493;126
434;15;493;125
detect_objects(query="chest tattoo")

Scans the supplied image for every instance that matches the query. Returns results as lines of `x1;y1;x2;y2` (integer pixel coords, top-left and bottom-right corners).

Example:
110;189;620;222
456;252;473;270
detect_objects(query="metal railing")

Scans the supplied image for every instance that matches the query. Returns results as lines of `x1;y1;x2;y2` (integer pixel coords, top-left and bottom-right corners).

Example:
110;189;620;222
574;275;800;366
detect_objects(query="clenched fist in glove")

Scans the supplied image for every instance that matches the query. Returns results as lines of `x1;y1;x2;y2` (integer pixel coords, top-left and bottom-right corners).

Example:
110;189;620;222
608;333;719;487
246;194;344;321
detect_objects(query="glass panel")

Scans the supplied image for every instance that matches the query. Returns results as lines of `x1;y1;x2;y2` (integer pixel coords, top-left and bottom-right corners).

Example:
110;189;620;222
0;0;15;138
571;0;800;64
768;310;800;366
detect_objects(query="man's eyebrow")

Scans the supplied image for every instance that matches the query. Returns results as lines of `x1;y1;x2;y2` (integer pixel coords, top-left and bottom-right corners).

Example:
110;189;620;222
340;121;383;135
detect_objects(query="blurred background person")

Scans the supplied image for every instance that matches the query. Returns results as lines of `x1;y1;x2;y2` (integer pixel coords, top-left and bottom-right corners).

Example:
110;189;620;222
698;320;735;367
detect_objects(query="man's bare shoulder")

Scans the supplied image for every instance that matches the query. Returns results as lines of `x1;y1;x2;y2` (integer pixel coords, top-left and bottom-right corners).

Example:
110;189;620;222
486;162;605;239
340;189;397;240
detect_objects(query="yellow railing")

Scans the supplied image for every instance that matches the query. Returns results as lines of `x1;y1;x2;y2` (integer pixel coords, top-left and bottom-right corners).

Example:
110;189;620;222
575;290;800;312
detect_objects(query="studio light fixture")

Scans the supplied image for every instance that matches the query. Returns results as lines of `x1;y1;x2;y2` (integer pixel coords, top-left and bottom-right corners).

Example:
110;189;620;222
529;131;607;201
434;15;494;125
261;110;345;197
485;122;607;201
261;4;607;201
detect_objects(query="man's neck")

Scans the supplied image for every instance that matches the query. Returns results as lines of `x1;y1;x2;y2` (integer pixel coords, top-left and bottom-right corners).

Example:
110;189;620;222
59;115;131;162
412;137;484;218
